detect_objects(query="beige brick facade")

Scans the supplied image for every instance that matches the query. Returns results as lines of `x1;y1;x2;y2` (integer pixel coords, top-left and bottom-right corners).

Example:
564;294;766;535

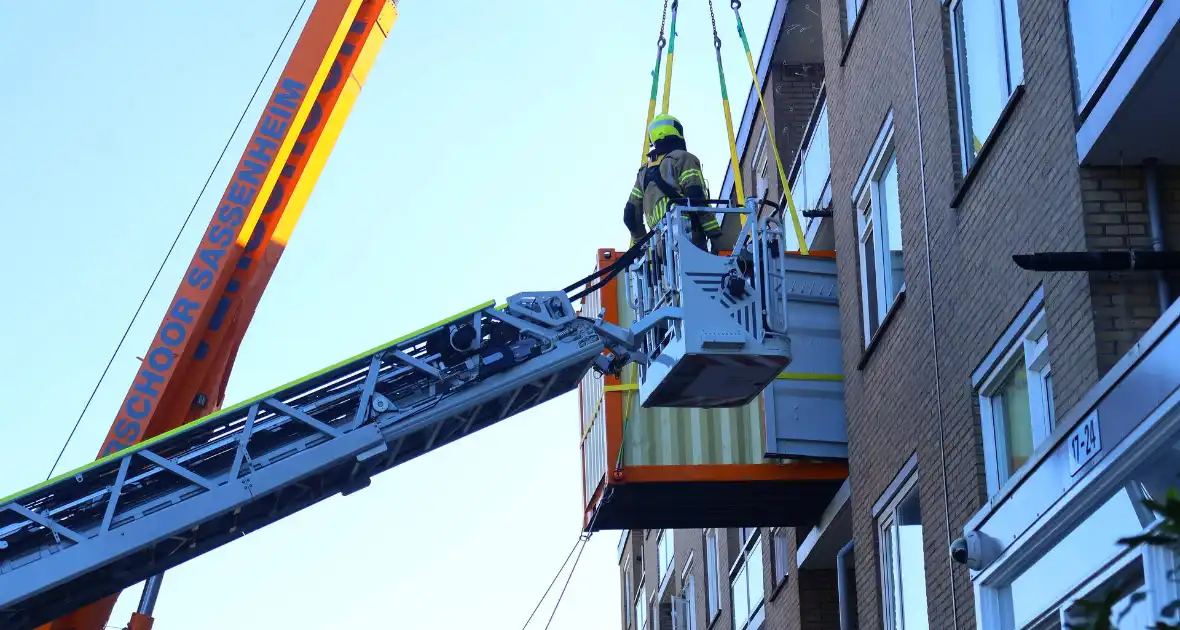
610;0;1178;628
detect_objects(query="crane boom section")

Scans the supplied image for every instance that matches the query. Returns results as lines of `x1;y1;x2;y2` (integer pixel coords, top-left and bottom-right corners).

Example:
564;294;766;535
97;0;365;459
177;0;396;427
0;292;657;630
45;3;397;630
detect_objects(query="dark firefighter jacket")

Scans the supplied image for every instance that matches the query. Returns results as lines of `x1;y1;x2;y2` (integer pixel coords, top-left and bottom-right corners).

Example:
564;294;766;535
623;138;723;245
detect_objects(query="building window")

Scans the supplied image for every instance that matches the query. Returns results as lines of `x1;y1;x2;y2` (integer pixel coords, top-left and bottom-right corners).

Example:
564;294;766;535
973;425;1180;629
658;529;676;589
636;579;649;630
704;529;722;622
772;528;790;587
836;542;858;630
797;104;831;213
1061;554;1152;630
988;487;1162;628
788;98;831;242
623;558;635;628
854;114;904;343
1068;0;1154;108
878;470;928;630
976;298;1054;496
673;574;699;630
731;528;766;630
950;0;1024;171
751;124;771;200
847;0;866;33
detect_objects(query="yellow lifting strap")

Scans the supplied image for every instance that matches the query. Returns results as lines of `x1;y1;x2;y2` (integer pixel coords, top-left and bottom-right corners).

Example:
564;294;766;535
707;0;747;219
731;0;809;254
639;0;674;165
661;0;679;115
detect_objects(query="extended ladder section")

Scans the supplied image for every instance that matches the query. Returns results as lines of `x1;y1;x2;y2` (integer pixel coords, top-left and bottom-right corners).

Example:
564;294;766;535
627;198;796;408
0;292;673;630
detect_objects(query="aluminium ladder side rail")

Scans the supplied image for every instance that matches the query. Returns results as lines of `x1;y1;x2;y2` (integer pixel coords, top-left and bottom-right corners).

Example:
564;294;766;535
0;291;679;630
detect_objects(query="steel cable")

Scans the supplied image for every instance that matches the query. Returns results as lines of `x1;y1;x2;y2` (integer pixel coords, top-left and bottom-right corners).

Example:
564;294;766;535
45;0;311;479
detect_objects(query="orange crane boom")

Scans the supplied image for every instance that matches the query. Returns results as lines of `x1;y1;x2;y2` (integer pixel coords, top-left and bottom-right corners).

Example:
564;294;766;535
40;2;398;629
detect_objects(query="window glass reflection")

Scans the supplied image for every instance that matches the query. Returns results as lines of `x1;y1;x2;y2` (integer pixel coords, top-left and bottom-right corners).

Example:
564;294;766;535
880;153;904;298
1069;0;1152;101
897;491;929;630
802;108;830;212
955;0;1007;159
732;562;749;625
1004;488;1147;628
998;362;1034;474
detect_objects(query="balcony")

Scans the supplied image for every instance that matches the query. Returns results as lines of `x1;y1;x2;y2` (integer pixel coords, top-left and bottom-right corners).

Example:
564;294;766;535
578;248;849;532
719;0;826;231
1075;0;1180;164
784;89;833;251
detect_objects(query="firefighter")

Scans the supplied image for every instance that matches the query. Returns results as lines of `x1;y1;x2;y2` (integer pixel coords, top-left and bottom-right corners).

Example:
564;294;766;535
623;114;724;253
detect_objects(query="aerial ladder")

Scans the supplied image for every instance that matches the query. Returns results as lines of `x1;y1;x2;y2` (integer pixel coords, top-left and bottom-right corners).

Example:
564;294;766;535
0;0;818;628
26;1;401;628
0;203;801;630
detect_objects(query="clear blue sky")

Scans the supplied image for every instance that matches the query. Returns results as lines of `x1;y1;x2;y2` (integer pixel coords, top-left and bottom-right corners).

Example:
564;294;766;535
0;2;771;628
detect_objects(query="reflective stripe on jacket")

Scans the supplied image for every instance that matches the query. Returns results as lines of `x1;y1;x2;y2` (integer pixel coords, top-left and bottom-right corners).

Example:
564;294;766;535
624;149;721;240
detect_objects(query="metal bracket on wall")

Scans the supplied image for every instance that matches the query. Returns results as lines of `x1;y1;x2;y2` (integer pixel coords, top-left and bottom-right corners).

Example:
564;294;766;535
1013;250;1180;271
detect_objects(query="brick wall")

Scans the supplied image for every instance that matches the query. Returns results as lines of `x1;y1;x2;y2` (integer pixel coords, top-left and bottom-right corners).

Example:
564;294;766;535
816;0;1105;626
620;527;844;630
1082;165;1180;374
762;527;843;630
620;529;642;630
799;570;842;630
619;0;1180;628
775;63;827;180
737;65;825;198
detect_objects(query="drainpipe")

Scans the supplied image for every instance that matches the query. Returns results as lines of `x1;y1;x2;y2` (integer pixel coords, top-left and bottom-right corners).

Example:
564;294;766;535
1144;158;1172;308
836;540;855;630
906;0;959;627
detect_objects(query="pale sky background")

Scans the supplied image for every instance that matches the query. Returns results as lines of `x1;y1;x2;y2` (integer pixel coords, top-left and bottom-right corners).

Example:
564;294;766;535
0;2;772;628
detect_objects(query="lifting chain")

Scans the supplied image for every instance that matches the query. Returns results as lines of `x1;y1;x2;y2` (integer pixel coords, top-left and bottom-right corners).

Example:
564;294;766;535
658;0;671;48
708;0;721;49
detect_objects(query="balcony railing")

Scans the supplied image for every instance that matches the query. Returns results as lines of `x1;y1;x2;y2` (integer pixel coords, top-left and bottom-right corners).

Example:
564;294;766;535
1075;0;1180;163
1071;0;1159;118
783;88;832;248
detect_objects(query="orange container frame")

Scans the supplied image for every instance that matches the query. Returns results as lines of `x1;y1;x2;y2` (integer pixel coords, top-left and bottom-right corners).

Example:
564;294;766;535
578;249;848;532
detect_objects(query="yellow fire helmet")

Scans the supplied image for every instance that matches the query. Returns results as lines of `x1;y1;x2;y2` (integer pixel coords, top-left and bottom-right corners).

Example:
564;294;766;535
648;114;685;143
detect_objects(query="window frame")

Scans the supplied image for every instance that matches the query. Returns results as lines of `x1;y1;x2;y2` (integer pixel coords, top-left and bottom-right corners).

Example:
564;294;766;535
853;112;904;345
786;92;831;242
876;464;928;630
636;575;649;630
730;528;766;630
624;557;635;629
658;529;676;591
976;296;1054;498
976;486;1178;629
969;358;1180;630
771;527;790;588
846;0;866;35
1067;0;1159;119
836;541;857;629
751;124;771;200
673;573;700;630
704;528;722;624
1058;548;1151;629
948;0;1025;174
